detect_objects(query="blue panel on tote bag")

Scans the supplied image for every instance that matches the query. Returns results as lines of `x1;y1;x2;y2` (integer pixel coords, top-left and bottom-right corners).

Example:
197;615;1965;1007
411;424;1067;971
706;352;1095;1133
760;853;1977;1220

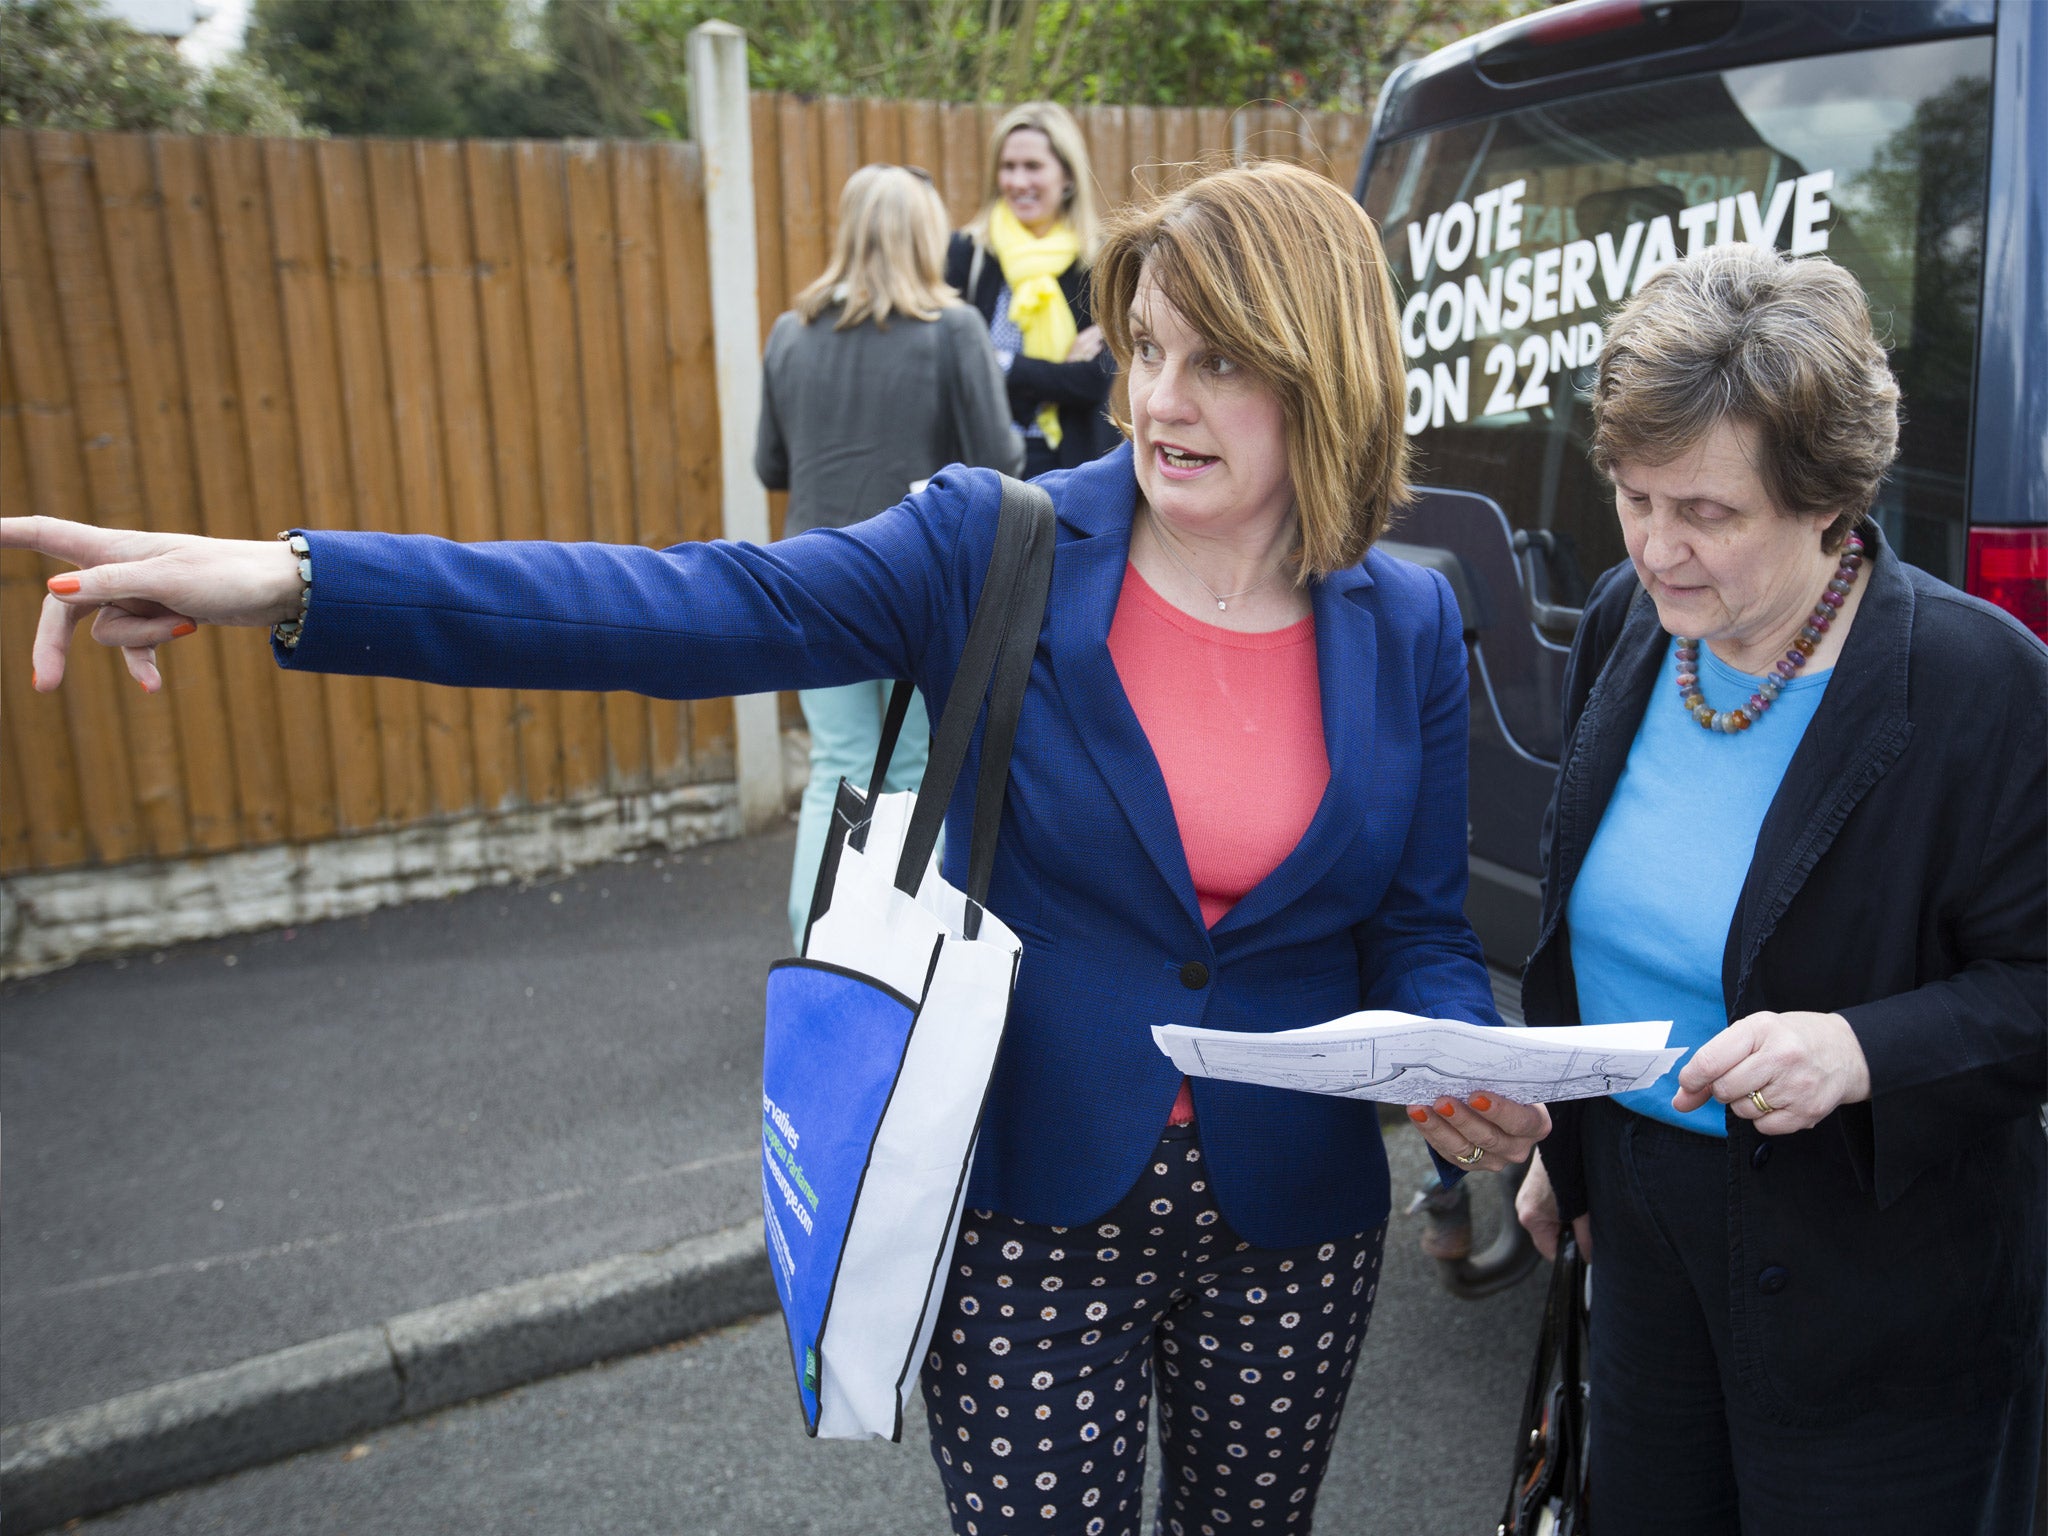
761;957;927;1434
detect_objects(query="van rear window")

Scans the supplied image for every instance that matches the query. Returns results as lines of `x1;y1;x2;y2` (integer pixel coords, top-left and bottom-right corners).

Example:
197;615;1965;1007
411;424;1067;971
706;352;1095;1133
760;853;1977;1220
1365;35;1993;601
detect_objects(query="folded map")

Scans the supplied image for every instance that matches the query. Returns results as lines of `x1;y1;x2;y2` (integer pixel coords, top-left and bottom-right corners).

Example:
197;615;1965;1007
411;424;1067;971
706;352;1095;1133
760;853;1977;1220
1152;1012;1683;1106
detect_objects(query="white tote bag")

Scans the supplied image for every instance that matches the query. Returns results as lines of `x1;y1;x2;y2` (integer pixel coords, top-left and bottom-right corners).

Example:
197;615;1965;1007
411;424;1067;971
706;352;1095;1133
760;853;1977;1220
760;476;1056;1441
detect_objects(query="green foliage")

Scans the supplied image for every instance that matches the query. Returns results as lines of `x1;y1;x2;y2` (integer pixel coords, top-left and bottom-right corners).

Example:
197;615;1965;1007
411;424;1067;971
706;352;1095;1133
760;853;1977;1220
196;0;1542;142
620;0;1543;113
0;0;305;133
248;0;550;137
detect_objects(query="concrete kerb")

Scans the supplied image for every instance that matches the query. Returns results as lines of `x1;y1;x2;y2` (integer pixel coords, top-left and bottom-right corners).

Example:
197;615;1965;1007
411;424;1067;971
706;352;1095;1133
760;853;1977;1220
0;1223;776;1533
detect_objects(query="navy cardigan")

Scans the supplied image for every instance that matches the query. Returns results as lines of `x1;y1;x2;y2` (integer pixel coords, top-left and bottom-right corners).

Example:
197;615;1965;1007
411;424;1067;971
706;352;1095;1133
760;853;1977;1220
1525;525;2047;1415
279;445;1499;1247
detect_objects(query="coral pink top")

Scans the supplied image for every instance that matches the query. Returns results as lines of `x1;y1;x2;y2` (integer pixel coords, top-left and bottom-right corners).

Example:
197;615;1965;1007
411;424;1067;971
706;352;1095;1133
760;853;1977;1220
1107;563;1330;1125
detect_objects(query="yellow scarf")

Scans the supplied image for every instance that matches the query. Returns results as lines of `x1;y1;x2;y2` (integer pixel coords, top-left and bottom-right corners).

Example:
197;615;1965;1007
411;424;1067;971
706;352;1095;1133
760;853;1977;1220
986;202;1081;447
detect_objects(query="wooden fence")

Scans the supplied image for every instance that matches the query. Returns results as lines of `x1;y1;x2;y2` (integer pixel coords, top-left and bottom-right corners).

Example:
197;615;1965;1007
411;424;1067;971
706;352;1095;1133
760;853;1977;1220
0;99;1369;876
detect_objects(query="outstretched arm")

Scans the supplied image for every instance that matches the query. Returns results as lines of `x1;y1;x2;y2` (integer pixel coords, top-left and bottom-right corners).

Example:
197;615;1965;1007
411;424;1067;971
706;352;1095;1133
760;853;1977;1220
4;517;304;693
7;467;992;704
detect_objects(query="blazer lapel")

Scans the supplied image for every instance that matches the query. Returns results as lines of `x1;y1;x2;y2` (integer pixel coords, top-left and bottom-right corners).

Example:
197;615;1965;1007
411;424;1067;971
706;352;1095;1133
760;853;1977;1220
1211;566;1377;937
1721;528;1915;1010
1044;450;1207;927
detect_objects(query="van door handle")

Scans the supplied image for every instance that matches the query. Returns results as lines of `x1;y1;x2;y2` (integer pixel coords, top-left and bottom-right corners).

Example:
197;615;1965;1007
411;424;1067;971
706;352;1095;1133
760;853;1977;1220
1510;529;1584;632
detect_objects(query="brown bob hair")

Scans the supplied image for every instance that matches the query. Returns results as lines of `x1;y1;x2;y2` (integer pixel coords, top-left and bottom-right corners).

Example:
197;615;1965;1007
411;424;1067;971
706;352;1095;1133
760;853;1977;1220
1591;244;1900;552
1092;161;1411;578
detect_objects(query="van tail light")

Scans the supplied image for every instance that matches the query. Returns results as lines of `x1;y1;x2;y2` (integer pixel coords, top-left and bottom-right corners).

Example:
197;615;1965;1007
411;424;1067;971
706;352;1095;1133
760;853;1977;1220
1965;526;2048;643
1517;0;1646;48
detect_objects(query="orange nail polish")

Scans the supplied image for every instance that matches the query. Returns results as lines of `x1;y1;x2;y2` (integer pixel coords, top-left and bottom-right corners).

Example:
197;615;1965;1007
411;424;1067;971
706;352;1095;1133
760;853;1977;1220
1470;1093;1494;1113
170;621;197;638
30;668;39;690
47;575;80;594
1406;1106;1429;1124
1435;1097;1458;1118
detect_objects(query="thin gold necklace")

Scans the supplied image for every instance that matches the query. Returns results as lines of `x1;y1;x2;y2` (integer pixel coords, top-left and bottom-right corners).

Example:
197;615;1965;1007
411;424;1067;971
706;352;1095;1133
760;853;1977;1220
1145;512;1291;612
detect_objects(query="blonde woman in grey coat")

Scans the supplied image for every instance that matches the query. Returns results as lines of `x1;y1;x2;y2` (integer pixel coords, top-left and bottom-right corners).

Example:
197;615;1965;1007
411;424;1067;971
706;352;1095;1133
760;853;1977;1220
756;163;1023;948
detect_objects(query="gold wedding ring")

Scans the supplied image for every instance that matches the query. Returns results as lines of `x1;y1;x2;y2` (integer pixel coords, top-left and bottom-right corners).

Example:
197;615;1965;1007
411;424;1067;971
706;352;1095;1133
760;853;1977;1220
1456;1143;1486;1165
1750;1089;1777;1116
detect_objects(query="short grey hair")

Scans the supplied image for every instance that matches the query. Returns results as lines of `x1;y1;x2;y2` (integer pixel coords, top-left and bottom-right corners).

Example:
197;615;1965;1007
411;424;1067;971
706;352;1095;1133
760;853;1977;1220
1590;245;1900;552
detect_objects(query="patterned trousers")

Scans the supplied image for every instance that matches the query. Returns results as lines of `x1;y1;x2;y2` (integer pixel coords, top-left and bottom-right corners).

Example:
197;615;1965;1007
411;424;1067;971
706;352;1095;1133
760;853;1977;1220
922;1120;1387;1536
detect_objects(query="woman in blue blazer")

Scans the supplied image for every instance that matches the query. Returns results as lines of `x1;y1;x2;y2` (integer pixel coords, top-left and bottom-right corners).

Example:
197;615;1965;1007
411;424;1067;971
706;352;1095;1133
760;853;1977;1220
12;164;1544;1536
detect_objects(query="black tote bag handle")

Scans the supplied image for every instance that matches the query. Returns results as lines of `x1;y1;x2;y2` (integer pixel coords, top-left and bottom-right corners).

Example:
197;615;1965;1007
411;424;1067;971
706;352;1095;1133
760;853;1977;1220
855;475;1056;937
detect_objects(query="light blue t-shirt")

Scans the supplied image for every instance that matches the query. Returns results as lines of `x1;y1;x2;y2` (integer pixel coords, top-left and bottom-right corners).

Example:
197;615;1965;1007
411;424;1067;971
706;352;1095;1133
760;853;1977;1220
1567;635;1832;1136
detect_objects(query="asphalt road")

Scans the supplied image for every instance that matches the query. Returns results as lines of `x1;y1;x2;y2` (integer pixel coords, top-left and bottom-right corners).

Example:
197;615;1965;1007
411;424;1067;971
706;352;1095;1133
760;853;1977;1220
1;833;792;1425
4;822;1546;1531
74;1129;1541;1536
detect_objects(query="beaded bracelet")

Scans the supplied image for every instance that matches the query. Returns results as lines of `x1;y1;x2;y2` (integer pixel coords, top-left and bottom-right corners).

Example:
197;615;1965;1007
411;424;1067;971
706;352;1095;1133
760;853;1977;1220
273;532;312;649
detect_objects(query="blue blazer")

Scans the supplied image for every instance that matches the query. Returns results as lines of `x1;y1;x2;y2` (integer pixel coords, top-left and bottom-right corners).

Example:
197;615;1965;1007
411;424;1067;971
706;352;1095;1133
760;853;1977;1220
281;444;1500;1247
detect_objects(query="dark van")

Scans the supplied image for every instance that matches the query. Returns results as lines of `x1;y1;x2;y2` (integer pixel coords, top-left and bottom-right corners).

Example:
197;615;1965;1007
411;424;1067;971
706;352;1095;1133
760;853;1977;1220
1355;0;2048;969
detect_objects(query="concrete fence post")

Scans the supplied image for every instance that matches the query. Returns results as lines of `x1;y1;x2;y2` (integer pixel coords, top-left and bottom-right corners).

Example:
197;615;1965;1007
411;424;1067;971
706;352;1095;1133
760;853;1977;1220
688;20;786;835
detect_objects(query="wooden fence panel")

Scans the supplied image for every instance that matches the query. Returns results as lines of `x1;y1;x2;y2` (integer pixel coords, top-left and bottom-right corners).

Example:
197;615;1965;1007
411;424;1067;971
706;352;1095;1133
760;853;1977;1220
157;133;295;847
0;344;88;871
817;97;860;250
858;98;903;171
315;137;432;828
776;97;827;304
749;95;787;335
91;133;245;852
1126;105;1162;201
565;140;651;792
416;139;521;813
365;139;477;818
463;139;564;808
1081;104;1130;211
1156;106;1199;190
35;131;192;859
938;103;984;226
655;142;733;781
513;140;609;802
613;142;689;782
0;99;1376;878
3;133;140;867
260;137;384;834
900;99;942;196
210;134;340;842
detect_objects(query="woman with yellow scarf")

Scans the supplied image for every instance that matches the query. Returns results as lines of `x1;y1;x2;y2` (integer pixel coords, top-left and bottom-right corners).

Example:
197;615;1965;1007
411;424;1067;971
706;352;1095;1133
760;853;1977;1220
947;102;1121;479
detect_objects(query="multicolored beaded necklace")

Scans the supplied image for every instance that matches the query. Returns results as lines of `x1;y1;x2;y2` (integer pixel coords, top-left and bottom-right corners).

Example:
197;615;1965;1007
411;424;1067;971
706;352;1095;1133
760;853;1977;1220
1674;531;1863;733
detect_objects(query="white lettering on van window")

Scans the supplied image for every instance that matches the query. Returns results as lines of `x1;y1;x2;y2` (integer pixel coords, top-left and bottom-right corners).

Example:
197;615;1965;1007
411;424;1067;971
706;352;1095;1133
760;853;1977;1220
1501;256;1533;331
1596;224;1642;302
1559;239;1598;316
1632;215;1678;294
1731;180;1797;247
1462;268;1504;342
1678;199;1719;256
1407;213;1442;283
1404;368;1431;433
1426;281;1463;352
1391;167;1832;435
1437;200;1476;273
1401;288;1430;360
1433;356;1470;425
1790;169;1834;256
1472;186;1504;258
1531;247;1562;322
1496;179;1526;250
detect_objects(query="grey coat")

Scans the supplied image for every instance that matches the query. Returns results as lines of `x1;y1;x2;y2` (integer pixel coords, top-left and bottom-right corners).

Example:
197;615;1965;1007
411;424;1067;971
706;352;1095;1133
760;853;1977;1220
755;301;1023;537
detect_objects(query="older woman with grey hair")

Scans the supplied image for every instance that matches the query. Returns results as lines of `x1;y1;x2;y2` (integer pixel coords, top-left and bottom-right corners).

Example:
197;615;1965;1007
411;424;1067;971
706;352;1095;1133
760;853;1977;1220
1514;244;2046;1534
